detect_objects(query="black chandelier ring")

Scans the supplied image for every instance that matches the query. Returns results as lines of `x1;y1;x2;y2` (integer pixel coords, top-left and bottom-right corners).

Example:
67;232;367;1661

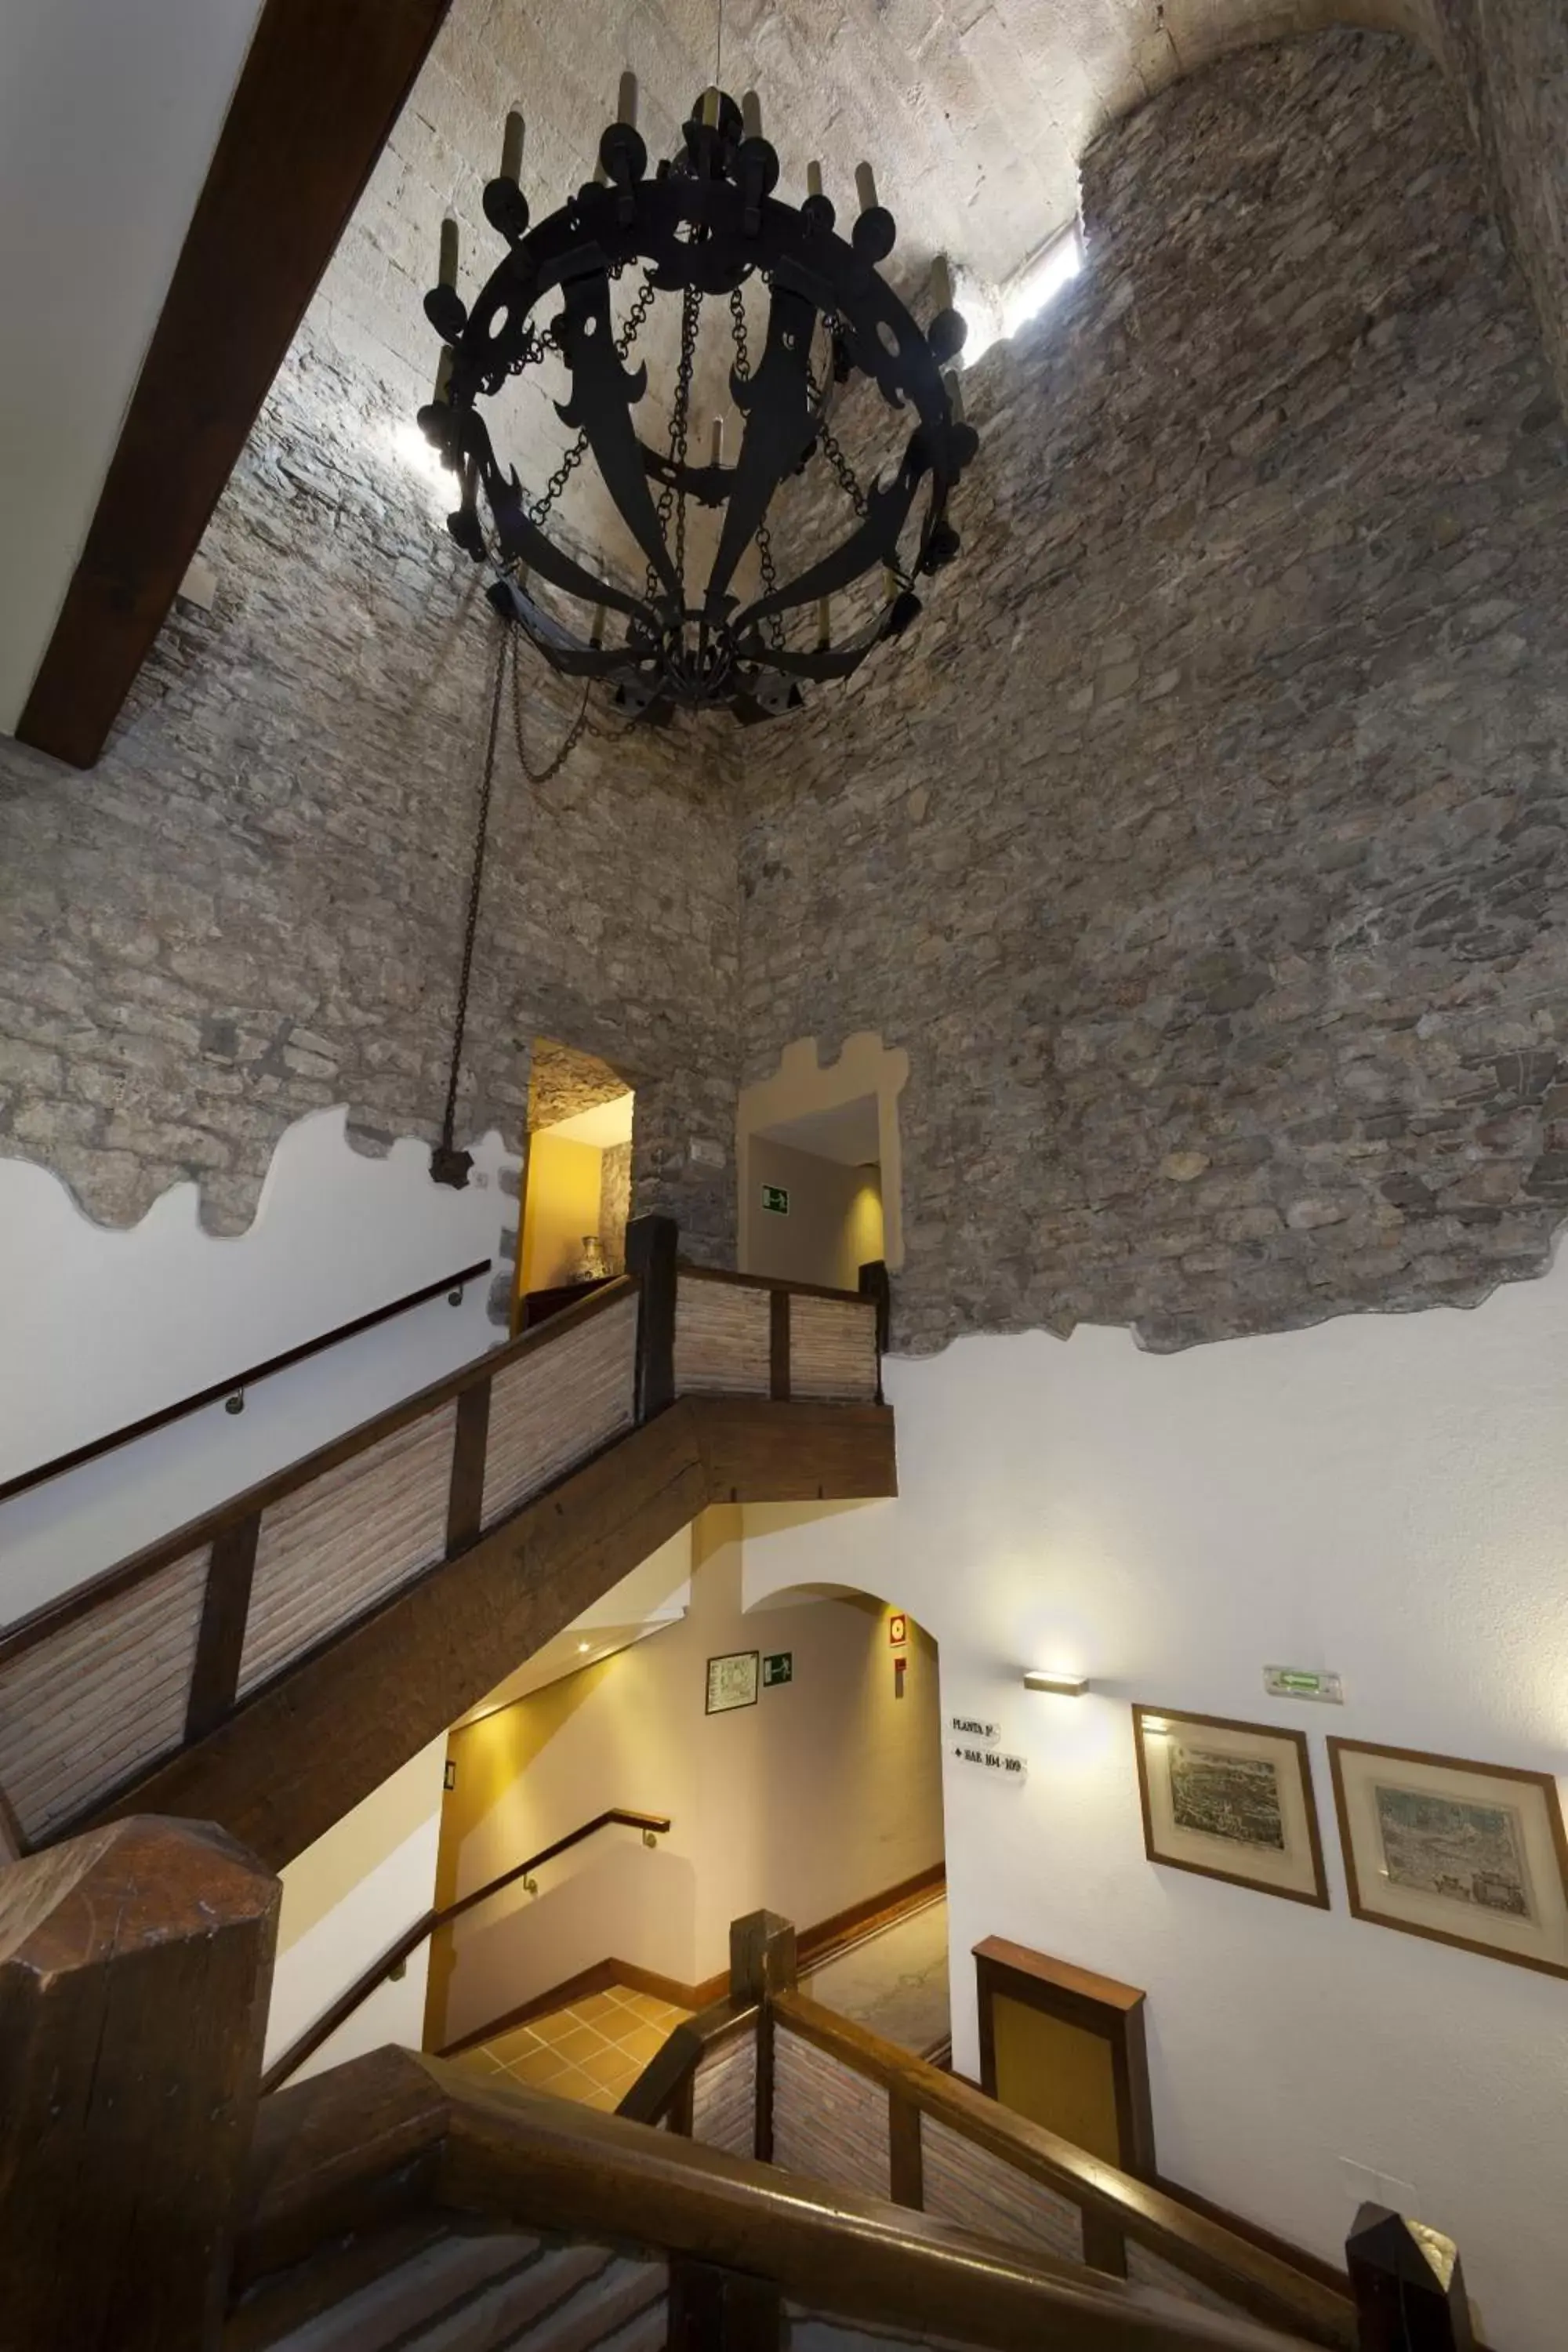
418;88;979;724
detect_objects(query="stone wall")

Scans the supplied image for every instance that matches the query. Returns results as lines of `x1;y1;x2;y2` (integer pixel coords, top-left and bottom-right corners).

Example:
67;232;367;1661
739;29;1568;1354
1436;0;1568;404
0;321;740;1260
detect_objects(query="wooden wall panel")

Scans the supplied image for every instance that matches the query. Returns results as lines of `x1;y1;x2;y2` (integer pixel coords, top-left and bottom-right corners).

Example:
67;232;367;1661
674;1280;771;1397
920;2114;1083;2267
0;1547;209;1840
788;1298;880;1403
690;2033;758;2161
772;2028;891;2201
239;1404;456;1696
482;1296;637;1528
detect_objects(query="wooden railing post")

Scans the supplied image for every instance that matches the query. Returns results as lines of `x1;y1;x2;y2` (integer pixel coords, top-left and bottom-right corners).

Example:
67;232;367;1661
888;2088;924;2209
731;1910;797;2168
858;1259;891;1402
1347;2206;1475;2351
445;1375;492;1555
669;2259;782;2352
626;1214;678;1421
0;1815;279;2352
858;1259;891;1352
186;1510;262;1742
730;1909;798;2005
769;1290;791;1400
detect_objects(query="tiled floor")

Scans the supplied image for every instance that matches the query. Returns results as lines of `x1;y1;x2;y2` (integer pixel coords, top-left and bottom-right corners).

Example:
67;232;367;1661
450;1984;690;2111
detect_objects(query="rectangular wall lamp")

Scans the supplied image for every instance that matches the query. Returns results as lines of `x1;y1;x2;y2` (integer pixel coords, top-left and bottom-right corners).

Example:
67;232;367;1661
1024;1670;1089;1697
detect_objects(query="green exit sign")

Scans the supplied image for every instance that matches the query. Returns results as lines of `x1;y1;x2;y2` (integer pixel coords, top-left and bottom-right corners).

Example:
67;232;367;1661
764;1652;793;1686
760;1184;789;1214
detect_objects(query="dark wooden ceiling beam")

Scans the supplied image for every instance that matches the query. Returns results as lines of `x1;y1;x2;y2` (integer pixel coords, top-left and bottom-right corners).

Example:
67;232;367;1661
16;0;456;772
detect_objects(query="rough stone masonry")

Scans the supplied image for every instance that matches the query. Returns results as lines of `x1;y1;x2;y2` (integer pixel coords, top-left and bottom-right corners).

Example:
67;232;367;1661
0;321;742;1264
740;30;1568;1352
3;25;1567;1361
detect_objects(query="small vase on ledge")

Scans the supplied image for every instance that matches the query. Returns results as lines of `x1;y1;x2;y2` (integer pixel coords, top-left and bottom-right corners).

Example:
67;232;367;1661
573;1236;609;1283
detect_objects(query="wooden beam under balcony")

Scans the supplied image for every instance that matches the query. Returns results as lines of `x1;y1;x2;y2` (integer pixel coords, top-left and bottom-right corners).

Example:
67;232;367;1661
89;1396;895;1871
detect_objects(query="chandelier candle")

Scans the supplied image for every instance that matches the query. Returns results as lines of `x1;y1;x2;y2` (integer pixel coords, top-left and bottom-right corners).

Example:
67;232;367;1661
417;78;977;721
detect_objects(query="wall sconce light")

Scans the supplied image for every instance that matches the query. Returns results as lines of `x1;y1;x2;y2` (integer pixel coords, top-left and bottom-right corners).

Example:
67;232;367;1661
1024;1669;1089;1697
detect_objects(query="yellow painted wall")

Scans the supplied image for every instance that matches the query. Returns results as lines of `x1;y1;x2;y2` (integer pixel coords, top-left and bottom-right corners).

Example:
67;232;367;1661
266;1735;448;2083
747;1136;884;1290
521;1129;607;1293
430;1508;942;2046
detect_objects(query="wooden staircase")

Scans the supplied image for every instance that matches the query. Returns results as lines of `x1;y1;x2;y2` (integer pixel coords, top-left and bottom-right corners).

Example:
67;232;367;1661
0;1219;895;1869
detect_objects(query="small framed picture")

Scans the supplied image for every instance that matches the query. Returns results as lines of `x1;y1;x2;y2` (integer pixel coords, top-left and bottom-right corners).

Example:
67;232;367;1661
1132;1705;1329;1909
706;1650;760;1715
1329;1738;1568;1980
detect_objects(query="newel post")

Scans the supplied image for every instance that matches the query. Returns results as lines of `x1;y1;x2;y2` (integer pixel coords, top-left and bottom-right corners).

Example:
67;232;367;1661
858;1259;891;1401
1347;2205;1476;2352
731;1910;797;2166
626;1213;678;1422
0;1815;280;2351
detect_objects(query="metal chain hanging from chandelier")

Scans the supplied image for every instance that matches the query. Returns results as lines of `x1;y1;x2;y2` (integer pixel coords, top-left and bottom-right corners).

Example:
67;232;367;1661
416;74;978;725
431;617;594;1189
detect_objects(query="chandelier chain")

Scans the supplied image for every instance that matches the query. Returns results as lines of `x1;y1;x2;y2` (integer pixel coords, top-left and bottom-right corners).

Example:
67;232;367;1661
510;620;592;782
438;621;509;1161
728;287;784;648
671;285;701;594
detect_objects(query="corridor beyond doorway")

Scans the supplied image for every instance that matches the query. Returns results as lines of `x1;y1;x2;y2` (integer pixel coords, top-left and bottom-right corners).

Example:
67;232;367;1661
745;1093;884;1290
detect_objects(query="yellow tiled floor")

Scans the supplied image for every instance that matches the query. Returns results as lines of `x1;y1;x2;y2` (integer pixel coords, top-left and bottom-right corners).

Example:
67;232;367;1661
449;1984;690;2112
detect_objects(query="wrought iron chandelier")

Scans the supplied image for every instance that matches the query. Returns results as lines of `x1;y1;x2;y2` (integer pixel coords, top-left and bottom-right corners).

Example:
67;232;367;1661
418;78;978;725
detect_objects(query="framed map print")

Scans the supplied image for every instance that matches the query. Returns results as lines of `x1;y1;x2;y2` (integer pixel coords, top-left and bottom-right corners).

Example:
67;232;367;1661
1132;1706;1329;1909
706;1650;760;1715
1329;1739;1568;1979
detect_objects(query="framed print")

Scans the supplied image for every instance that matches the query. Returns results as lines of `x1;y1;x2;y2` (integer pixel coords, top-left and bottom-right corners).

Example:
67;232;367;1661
706;1650;760;1715
1132;1706;1329;1908
1329;1739;1568;1980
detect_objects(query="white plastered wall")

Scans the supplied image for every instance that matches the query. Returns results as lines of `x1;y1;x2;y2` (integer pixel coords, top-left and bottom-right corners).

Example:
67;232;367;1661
0;1107;513;1624
742;1249;1568;2352
265;1734;448;2085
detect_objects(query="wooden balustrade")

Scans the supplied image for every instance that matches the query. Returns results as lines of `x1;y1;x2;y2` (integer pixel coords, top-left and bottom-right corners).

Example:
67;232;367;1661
674;1266;880;1406
243;2046;1320;2352
767;1989;1358;2349
0;1228;887;1861
0;1839;1481;2352
0;1276;638;1850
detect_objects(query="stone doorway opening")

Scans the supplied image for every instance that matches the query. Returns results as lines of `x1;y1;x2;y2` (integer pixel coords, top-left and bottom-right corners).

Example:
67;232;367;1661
514;1039;635;1334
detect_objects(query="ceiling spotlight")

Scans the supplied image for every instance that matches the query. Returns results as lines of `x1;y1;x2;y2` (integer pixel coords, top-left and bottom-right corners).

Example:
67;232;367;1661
1024;1669;1088;1697
577;1641;593;1654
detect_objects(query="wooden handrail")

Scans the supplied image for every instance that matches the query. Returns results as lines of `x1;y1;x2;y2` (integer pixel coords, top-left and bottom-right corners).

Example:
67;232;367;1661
0;1273;637;1667
771;1991;1355;2350
237;2047;1318;2351
677;1260;876;1305
615;1992;757;2128
260;1807;671;2097
0;1255;493;1510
